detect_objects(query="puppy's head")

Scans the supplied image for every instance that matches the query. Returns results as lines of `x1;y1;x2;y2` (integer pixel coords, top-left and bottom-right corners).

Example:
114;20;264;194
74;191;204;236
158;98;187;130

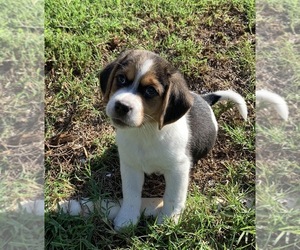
99;50;194;129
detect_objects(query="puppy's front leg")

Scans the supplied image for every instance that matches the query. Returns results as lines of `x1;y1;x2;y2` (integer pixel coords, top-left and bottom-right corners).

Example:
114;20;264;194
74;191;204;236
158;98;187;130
114;163;144;230
158;163;190;224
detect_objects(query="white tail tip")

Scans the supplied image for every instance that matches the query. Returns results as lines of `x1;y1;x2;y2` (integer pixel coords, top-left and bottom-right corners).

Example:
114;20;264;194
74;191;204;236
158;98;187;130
214;90;248;120
256;89;289;121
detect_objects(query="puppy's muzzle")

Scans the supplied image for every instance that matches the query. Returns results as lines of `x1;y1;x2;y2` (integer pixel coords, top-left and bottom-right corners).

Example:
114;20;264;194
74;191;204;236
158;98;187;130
115;101;132;117
106;91;144;128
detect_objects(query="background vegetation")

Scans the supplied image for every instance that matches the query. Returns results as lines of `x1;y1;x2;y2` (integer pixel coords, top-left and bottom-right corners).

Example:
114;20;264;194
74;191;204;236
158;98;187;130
0;0;44;249
256;0;300;248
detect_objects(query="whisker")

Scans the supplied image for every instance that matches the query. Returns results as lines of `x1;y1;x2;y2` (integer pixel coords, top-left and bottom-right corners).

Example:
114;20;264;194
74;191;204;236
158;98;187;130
144;114;157;123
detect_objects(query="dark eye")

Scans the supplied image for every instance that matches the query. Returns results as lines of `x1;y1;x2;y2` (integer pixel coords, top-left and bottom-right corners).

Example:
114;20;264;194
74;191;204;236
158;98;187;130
116;74;128;87
144;86;158;99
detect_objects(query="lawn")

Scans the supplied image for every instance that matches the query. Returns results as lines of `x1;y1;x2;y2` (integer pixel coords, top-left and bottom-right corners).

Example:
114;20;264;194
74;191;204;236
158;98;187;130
0;0;44;249
256;0;300;248
45;0;255;249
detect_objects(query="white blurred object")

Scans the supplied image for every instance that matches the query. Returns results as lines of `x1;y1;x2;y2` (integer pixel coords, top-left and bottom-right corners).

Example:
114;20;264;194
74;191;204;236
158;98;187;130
256;89;289;121
15;197;164;220
19;199;45;216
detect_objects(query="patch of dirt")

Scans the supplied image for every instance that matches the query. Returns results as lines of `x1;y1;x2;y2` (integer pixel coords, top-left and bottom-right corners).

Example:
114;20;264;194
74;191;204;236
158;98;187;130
178;5;254;96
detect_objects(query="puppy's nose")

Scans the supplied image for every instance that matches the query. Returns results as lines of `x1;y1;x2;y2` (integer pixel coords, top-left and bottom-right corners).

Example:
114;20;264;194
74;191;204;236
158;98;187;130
115;101;131;116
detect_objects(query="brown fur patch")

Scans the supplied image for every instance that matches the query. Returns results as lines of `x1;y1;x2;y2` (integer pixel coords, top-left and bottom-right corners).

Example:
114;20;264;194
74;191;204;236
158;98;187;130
140;73;164;124
108;63;136;98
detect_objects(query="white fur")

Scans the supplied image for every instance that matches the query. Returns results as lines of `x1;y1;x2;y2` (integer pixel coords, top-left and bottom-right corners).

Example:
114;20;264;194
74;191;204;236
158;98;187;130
214;90;248;120
14;197;164;221
132;59;153;90
106;59;154;128
114;115;191;229
256;89;289;120
208;105;218;131
106;88;144;127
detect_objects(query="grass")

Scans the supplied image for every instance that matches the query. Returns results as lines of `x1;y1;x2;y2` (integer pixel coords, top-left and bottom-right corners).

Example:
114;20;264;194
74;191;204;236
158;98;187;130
0;0;44;248
0;0;44;200
256;0;300;248
45;0;255;249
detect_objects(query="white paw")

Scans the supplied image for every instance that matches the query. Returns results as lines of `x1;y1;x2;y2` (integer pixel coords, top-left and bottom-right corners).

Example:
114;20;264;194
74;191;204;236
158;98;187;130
157;210;181;225
113;208;140;231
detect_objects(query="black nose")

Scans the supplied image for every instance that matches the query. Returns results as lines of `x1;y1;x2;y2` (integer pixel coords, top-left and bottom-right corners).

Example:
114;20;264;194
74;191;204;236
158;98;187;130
115;101;131;116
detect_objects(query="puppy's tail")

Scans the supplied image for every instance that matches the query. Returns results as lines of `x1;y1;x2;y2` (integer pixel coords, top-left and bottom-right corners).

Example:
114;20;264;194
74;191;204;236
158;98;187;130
202;90;248;120
256;89;289;121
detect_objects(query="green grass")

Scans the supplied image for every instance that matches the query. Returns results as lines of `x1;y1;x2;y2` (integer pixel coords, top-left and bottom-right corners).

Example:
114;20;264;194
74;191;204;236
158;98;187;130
0;0;44;202
256;0;300;248
223;123;255;151
45;0;255;248
46;177;255;249
0;0;44;248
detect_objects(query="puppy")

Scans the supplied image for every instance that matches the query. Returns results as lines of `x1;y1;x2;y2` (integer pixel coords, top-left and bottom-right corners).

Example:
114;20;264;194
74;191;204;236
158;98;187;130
99;49;247;230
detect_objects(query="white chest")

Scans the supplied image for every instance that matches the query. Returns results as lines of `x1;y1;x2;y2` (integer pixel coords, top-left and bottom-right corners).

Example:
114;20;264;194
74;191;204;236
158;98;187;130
115;116;190;174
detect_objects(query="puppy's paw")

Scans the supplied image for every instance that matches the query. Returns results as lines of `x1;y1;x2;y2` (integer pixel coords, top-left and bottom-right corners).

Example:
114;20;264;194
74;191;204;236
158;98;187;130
113;209;140;231
157;211;180;225
156;202;183;225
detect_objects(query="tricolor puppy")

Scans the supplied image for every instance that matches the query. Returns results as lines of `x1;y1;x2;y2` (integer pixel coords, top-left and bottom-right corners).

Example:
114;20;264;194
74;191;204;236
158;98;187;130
99;49;247;230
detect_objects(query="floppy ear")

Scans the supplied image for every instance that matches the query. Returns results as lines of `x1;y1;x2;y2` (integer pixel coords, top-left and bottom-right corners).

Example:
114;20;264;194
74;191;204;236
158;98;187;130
159;71;194;129
99;50;131;103
99;62;116;103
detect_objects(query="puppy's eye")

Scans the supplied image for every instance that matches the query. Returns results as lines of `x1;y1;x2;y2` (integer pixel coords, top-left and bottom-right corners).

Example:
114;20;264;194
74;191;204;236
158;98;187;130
144;86;158;99
116;74;128;87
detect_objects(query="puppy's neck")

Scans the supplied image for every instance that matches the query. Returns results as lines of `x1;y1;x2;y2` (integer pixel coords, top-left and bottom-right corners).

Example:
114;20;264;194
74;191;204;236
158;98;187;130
115;116;186;139
116;121;160;135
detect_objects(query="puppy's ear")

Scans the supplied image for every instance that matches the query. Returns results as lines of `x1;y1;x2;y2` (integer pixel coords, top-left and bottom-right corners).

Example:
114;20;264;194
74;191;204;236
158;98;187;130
99;62;116;103
159;71;194;129
99;50;131;103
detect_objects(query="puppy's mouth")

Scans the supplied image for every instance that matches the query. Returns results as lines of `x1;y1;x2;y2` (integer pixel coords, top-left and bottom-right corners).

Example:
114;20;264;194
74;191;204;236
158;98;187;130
110;117;144;129
111;117;130;128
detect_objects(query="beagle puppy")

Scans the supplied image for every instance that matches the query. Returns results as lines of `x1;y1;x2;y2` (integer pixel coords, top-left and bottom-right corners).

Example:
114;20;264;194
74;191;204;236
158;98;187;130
99;49;247;230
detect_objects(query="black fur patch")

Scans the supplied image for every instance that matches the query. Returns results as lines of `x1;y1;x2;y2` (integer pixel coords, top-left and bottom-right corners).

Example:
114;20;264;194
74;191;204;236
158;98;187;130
201;93;221;106
188;93;217;163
